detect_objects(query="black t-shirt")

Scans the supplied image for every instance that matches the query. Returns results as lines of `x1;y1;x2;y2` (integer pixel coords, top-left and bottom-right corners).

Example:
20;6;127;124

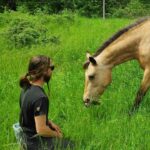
19;85;49;137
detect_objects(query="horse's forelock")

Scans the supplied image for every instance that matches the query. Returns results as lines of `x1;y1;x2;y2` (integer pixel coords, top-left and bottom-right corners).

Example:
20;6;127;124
83;61;90;69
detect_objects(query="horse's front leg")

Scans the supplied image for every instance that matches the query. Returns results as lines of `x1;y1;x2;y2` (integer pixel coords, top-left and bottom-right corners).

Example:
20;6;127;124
130;68;150;113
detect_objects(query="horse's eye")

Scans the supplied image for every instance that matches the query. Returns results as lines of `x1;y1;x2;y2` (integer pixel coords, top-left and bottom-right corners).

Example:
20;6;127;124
89;75;95;80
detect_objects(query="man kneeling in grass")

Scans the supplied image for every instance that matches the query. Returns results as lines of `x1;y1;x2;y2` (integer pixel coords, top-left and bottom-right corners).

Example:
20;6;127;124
19;55;73;150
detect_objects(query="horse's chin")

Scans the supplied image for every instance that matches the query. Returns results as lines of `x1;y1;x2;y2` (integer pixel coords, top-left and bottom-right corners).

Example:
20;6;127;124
84;99;101;107
84;102;91;107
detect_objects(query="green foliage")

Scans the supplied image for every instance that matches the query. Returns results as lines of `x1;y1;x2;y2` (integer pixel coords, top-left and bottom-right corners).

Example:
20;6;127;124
5;18;61;48
0;15;9;26
112;0;150;18
0;11;76;49
6;19;41;47
51;10;75;25
105;0;130;17
16;4;29;13
76;0;101;17
0;0;150;18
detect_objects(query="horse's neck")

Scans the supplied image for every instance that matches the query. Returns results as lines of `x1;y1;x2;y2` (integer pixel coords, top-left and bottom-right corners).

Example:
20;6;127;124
96;37;138;68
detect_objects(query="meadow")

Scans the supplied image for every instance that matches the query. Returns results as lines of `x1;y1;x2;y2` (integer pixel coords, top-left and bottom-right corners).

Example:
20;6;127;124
0;12;150;150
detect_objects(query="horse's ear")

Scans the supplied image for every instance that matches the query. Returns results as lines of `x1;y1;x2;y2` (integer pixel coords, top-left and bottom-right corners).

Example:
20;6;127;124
86;52;91;59
89;57;97;65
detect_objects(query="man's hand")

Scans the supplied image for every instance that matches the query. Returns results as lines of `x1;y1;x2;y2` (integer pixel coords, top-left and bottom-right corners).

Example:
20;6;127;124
55;131;63;138
48;120;62;134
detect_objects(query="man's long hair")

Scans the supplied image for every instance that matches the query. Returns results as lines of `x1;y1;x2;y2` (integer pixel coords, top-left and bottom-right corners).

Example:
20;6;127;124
19;55;52;94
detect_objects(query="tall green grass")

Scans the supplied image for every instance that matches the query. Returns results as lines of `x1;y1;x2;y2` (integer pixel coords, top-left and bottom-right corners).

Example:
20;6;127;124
0;12;149;150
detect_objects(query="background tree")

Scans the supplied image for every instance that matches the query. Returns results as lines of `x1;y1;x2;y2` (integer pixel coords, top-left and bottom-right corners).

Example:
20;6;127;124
0;0;149;18
0;0;17;12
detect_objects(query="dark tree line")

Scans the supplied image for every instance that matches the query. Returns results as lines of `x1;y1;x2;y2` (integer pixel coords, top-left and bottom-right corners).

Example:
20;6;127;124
0;0;149;17
0;0;17;11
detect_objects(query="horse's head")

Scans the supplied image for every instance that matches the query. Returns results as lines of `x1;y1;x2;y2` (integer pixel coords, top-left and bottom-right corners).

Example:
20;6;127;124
83;53;112;106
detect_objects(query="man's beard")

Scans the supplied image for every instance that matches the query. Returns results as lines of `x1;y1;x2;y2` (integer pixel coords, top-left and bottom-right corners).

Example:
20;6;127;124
44;74;51;83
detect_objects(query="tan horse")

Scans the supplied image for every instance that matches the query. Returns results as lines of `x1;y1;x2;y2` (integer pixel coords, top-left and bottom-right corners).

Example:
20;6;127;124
83;18;150;112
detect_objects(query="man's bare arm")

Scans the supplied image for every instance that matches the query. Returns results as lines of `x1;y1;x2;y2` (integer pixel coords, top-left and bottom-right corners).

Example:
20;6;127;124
34;115;62;138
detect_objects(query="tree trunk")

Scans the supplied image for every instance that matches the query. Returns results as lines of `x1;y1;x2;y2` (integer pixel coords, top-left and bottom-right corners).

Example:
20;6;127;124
6;0;17;11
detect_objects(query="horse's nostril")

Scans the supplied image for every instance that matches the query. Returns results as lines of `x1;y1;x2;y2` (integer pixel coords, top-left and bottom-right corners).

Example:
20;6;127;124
84;98;90;103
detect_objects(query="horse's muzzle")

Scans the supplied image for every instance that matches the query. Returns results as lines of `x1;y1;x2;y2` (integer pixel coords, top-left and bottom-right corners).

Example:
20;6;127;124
84;98;101;107
83;98;90;107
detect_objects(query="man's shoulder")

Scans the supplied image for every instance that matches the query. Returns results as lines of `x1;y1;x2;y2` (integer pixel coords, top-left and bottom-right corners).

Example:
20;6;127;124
30;85;48;101
22;85;47;103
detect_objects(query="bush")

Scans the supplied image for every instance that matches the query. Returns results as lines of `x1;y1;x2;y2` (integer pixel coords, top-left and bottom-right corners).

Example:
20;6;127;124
112;0;149;18
5;18;60;48
0;15;8;26
77;1;101;17
6;19;38;47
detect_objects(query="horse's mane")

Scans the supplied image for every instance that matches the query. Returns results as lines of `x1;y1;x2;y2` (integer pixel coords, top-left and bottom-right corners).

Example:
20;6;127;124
93;17;149;57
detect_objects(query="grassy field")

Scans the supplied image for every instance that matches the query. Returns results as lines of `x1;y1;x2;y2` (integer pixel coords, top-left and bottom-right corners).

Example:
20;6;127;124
0;12;150;150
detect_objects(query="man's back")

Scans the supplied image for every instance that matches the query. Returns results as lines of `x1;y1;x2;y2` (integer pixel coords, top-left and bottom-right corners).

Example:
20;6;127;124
20;85;49;137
